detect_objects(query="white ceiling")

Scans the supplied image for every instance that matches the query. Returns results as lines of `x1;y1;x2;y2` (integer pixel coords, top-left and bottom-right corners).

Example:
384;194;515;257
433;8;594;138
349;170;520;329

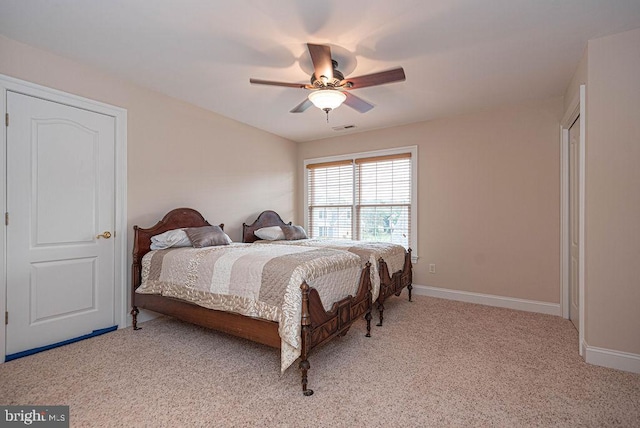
2;0;640;142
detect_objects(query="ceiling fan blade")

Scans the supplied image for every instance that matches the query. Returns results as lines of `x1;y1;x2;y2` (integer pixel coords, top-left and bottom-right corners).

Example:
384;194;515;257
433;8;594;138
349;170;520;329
250;78;311;89
343;92;374;113
307;43;333;82
343;67;406;89
290;98;313;113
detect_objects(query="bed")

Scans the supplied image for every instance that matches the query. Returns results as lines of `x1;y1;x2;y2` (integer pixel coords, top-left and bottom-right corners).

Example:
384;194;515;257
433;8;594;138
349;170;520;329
131;208;372;396
242;210;413;326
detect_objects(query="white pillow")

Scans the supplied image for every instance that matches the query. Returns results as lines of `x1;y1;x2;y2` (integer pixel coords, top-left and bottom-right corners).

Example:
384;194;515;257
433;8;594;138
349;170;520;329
150;228;192;250
254;226;285;241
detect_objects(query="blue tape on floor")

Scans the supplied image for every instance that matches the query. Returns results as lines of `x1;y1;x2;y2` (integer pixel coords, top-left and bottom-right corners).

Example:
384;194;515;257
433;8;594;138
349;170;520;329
5;325;118;362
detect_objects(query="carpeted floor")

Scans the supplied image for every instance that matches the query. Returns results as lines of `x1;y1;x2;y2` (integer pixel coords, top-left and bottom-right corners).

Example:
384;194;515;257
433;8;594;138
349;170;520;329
1;296;639;427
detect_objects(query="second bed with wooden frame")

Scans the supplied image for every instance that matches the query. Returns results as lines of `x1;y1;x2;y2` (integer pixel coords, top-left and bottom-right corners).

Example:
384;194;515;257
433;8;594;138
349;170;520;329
130;208;372;396
242;210;413;326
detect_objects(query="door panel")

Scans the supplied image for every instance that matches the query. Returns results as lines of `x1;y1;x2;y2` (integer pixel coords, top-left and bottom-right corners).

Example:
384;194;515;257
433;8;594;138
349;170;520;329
34;119;98;244
6;91;116;356
30;258;97;323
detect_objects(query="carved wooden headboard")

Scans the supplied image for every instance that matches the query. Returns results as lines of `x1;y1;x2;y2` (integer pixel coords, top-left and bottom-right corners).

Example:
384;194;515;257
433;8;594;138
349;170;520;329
242;210;291;243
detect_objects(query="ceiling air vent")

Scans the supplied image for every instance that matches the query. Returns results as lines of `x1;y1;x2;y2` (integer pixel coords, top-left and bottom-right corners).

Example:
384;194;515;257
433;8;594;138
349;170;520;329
332;124;357;131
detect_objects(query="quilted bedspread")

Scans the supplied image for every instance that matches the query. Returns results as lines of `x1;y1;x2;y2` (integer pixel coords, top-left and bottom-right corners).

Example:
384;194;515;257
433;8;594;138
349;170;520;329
253;239;407;302
136;243;362;372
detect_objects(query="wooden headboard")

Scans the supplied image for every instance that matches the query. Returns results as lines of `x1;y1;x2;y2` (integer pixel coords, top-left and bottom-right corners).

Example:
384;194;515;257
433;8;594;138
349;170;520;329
131;208;223;292
242;210;291;243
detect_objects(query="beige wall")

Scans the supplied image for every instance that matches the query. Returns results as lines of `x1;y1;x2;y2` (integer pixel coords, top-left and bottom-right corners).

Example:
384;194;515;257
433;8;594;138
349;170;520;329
298;97;563;303
0;34;297;267
584;28;640;355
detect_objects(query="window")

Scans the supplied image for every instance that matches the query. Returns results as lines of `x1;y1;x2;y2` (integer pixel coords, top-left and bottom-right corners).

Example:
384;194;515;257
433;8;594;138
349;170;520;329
305;146;417;256
306;160;354;240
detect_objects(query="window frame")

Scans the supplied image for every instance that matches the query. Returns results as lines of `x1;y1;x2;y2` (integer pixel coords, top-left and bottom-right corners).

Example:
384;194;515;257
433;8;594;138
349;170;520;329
304;145;418;262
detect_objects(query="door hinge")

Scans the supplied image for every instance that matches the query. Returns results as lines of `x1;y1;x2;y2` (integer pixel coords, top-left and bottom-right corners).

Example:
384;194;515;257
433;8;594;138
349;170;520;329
5;113;8;127
4;212;8;226
4;311;7;325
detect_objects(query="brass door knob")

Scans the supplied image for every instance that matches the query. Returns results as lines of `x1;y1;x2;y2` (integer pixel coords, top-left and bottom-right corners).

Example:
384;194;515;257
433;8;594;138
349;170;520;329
97;231;112;239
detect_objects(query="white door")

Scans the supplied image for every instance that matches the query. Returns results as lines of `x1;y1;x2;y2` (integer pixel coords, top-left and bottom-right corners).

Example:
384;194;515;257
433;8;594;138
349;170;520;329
568;115;580;331
5;91;116;356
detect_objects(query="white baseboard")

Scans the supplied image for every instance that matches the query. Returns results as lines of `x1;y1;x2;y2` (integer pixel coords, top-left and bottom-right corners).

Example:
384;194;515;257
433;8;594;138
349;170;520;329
585;344;640;374
411;284;562;316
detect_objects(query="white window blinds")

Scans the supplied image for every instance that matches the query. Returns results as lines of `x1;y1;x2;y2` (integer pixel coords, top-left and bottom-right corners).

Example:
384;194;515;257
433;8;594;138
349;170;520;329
356;153;411;246
306;152;413;249
307;160;354;239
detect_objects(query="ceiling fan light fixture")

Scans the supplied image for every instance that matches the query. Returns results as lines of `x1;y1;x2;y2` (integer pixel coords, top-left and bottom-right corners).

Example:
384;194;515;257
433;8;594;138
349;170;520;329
308;89;346;111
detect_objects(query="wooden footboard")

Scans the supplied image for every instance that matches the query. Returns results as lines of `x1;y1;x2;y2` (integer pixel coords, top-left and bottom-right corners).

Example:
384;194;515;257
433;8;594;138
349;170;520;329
376;248;413;326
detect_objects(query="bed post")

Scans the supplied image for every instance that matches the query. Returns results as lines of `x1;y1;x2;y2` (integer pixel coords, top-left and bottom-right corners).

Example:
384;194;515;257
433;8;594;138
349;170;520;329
375;301;384;327
130;307;140;330
130;255;140;330
377;257;389;326
131;225;142;330
406;248;413;302
299;281;314;396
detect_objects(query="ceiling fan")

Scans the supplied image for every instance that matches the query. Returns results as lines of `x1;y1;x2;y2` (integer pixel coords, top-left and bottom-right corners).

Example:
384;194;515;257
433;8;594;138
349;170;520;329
250;43;406;120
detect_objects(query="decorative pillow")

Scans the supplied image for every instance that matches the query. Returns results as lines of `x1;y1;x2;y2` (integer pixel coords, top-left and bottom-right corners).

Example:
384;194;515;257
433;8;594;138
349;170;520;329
184;225;232;248
150;228;192;250
254;226;285;241
281;225;308;240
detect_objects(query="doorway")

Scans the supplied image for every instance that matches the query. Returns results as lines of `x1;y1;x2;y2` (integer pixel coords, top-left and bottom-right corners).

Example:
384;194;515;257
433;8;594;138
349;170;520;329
568;115;580;331
560;84;585;356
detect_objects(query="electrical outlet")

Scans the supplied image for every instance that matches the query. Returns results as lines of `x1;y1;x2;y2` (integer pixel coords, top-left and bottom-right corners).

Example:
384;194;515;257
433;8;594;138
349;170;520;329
429;264;436;274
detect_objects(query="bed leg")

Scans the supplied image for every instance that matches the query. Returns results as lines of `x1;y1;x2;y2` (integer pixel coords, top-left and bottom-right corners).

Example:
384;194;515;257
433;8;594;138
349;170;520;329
130;306;141;330
406;249;413;302
365;309;372;337
300;282;314;396
376;301;384;327
299;358;313;396
364;261;372;336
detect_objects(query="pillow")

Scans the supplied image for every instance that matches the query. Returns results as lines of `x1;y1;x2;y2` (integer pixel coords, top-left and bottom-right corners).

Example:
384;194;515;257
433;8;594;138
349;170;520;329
254;226;285;241
281;225;308;240
184;225;232;248
150;228;192;250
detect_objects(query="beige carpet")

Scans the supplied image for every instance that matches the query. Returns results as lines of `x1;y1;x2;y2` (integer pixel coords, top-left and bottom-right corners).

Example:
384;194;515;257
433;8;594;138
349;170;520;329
1;296;639;427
